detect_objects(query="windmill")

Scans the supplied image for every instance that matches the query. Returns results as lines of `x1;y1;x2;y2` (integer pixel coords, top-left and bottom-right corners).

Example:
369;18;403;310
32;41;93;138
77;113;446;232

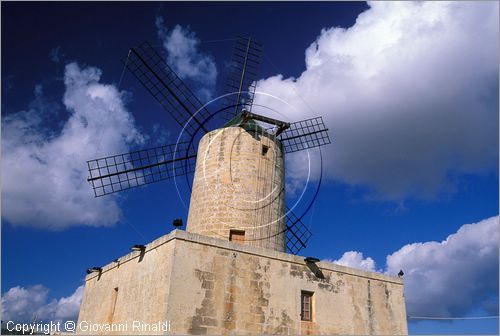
86;37;331;254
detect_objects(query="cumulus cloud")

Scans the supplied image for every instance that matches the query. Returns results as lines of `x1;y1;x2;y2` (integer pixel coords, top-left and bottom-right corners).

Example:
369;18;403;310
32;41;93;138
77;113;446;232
254;1;499;200
151;123;171;145
1;285;83;323
156;16;217;100
330;251;377;272
1;62;145;229
386;216;499;317
330;216;499;318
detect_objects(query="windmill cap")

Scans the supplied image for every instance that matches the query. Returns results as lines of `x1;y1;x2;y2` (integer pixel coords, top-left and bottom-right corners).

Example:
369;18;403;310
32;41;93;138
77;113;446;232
223;110;289;138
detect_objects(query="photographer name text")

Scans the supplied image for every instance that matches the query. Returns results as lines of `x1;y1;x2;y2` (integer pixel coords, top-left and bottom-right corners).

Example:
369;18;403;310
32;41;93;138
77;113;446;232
5;320;172;334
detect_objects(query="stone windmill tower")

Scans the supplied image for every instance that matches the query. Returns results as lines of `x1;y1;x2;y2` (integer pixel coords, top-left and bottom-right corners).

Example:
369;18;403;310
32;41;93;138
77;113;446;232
86;38;330;254
78;38;407;335
187;114;288;252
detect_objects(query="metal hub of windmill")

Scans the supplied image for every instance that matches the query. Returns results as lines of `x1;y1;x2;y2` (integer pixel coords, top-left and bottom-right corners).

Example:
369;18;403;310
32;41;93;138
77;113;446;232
86;37;331;254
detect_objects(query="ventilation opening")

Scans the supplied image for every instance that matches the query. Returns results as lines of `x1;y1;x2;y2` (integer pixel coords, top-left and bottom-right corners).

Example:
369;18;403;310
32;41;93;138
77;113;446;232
261;145;269;156
229;229;245;243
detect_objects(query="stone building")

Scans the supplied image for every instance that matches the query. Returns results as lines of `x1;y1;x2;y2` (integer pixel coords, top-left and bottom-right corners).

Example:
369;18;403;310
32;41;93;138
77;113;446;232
77;119;408;335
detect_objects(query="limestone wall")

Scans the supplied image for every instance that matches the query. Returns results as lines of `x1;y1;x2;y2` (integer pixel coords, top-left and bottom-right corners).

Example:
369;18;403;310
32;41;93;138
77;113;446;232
77;230;407;335
77;234;176;335
186;126;286;252
169;232;407;335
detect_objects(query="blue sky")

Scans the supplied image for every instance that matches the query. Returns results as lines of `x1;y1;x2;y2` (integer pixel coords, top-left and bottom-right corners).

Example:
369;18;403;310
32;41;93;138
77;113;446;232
1;1;498;334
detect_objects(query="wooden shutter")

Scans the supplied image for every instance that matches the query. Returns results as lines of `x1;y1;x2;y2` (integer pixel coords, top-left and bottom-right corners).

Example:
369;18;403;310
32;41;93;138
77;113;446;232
301;291;312;321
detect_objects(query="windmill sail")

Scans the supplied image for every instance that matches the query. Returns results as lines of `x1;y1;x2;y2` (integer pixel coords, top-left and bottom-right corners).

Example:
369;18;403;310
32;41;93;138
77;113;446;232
127;42;212;137
86;38;329;254
87;142;196;197
220;36;262;122
278;116;331;154
285;208;313;254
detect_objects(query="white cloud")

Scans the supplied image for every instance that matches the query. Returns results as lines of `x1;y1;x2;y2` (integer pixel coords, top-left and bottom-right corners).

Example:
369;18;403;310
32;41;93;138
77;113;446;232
1;285;83;323
329;216;499;318
151;123;171;145
156;16;217;100
330;251;377;272
1;62;145;230
254;1;499;200
386;216;499;317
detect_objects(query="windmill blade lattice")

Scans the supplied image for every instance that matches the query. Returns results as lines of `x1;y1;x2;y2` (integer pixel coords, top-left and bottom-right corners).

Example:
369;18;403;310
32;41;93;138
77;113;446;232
127;42;212;137
220;36;262;122
84;37;332;255
285;208;313;254
278;116;331;154
87;142;196;197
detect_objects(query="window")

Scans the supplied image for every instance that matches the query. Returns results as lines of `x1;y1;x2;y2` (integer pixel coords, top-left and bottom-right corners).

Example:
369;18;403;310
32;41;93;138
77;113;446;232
301;291;313;321
229;230;245;243
261;145;269;156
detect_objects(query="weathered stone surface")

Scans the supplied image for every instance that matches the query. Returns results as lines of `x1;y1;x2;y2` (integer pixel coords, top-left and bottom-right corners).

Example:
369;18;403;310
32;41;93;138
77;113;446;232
77;230;408;335
186;127;286;252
